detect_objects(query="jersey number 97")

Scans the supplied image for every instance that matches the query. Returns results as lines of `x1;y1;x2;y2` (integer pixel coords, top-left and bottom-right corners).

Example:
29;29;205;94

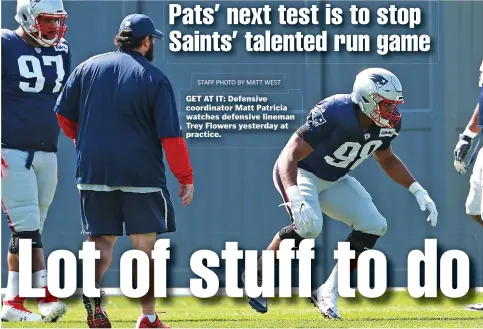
18;55;65;93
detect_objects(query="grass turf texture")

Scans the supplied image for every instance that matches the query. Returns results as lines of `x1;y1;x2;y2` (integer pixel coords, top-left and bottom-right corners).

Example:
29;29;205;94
2;291;483;328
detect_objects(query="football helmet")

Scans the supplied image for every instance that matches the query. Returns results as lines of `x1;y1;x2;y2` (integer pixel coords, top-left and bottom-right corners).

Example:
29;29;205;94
15;0;67;47
351;68;404;128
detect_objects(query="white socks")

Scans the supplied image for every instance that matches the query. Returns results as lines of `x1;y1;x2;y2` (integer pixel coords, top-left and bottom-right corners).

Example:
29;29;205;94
5;271;19;300
33;269;48;288
4;270;49;303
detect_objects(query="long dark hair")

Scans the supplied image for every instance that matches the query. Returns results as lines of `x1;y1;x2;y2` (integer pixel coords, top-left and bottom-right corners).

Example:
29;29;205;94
114;29;152;50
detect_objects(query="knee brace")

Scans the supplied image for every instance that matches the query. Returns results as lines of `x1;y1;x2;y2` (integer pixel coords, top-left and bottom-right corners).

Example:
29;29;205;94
345;230;379;253
279;224;304;248
9;230;42;254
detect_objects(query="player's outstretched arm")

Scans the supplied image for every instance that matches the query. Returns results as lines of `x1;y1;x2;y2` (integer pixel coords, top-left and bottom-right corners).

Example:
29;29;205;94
454;103;480;174
374;146;415;188
374;146;438;227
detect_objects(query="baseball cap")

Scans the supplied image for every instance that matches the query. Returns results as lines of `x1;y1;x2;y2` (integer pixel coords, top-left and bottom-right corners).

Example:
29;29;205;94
119;13;163;39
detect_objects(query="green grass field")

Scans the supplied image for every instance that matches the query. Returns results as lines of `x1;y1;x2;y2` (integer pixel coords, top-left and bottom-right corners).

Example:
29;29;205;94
2;291;483;328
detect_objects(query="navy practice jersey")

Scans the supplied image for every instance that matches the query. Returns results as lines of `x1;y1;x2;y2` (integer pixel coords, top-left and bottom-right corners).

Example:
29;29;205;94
1;29;71;152
54;49;182;188
478;60;483;127
297;94;402;182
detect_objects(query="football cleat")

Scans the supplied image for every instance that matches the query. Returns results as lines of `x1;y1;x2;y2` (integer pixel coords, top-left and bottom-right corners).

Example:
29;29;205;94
136;315;171;328
1;299;42;322
309;285;341;319
38;300;67;322
466;303;483;311
83;291;111;328
242;271;268;314
248;295;268;314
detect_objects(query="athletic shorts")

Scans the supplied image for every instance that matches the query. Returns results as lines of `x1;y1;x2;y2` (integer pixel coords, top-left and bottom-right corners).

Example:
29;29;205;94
80;189;175;236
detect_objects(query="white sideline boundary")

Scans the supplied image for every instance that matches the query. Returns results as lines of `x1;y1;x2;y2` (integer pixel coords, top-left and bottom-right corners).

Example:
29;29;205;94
2;287;483;296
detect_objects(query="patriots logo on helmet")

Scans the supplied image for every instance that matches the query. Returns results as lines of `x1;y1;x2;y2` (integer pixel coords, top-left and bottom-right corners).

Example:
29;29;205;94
30;0;41;7
369;73;391;92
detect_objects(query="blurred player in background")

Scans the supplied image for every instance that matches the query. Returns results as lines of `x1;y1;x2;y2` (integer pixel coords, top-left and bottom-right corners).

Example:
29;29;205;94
1;0;70;323
453;59;483;311
243;68;438;319
54;13;194;328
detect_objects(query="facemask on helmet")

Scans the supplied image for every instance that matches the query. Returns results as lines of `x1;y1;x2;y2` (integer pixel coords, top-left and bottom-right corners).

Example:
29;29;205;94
15;0;67;47
350;68;404;128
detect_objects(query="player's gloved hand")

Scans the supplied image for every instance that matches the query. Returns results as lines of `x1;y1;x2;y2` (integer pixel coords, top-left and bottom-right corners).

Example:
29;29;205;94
1;156;7;178
454;129;478;174
409;182;438;227
285;185;317;235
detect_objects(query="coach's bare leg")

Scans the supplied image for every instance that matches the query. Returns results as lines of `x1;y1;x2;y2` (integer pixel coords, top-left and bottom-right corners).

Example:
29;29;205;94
129;233;157;315
470;215;483;227
87;236;117;283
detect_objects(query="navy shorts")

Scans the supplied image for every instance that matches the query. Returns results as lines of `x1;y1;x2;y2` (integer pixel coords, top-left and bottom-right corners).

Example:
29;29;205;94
80;189;175;236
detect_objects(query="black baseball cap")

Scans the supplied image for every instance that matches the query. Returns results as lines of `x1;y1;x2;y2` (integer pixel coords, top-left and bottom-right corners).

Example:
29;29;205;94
119;13;163;39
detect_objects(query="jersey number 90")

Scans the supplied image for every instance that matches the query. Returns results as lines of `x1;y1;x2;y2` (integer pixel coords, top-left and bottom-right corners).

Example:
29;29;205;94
17;55;65;93
324;140;383;170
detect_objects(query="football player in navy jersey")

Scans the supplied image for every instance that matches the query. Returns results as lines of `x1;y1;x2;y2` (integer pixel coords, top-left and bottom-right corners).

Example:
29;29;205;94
454;60;483;311
243;68;438;319
1;0;70;323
